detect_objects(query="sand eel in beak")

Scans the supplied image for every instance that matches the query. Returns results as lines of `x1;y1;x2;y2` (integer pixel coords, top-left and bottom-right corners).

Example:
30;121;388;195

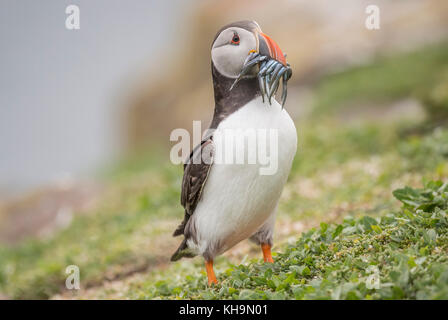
230;32;292;106
171;20;297;285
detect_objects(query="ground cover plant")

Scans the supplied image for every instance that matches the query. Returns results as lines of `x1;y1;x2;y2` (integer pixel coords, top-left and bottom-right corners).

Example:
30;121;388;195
0;43;447;300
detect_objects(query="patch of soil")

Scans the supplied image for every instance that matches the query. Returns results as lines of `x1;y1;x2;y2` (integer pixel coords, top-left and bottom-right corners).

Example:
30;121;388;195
0;179;102;245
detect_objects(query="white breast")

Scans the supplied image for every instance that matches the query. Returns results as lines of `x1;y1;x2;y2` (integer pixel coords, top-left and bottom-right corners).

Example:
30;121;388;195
187;96;297;258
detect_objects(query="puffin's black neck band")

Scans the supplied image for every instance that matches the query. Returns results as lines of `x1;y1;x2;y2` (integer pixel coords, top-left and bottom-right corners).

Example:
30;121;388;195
209;63;260;129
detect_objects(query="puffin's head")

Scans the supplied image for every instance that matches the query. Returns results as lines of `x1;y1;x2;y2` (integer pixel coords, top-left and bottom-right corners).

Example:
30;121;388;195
211;20;286;79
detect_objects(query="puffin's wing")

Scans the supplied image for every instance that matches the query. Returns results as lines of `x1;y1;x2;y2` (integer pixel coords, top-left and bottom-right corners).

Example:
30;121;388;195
173;137;214;237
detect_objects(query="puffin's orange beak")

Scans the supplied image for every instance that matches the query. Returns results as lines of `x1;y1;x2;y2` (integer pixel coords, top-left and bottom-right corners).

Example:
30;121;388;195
258;32;287;66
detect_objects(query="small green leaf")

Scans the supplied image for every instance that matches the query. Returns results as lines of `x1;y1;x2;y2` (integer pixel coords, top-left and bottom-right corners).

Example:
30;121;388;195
332;225;344;239
371;225;382;234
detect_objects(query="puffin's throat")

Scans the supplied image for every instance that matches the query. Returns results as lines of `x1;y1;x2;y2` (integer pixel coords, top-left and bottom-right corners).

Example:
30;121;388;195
210;63;260;129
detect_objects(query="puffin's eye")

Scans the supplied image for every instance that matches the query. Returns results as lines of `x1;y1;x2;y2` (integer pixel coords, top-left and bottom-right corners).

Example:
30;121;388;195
231;33;240;45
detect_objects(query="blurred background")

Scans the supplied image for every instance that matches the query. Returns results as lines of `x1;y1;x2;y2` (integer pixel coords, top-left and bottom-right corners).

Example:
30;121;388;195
1;0;448;299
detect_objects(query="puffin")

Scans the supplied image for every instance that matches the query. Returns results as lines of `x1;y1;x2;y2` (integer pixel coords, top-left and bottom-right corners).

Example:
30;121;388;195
171;20;297;285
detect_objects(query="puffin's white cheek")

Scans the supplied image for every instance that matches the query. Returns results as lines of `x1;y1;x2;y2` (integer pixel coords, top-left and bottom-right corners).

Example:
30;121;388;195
212;46;246;78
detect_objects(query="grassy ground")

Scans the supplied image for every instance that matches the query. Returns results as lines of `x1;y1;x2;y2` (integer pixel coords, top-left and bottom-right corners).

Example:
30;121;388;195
1;43;448;300
312;42;448;115
130;181;448;300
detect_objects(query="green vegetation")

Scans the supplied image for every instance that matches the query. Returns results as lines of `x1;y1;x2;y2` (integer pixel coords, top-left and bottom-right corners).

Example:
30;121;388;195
313;42;448;116
0;42;447;299
135;181;448;300
0;162;182;299
421;69;448;127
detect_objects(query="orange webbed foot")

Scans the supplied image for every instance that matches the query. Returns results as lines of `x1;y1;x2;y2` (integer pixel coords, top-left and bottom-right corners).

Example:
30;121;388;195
205;260;218;286
261;243;274;263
